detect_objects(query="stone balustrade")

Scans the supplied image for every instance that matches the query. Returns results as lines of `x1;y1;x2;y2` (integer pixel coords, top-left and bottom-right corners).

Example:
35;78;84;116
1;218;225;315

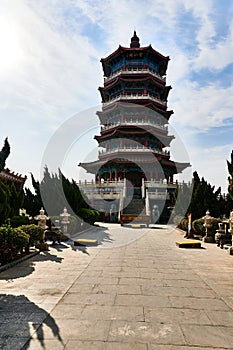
104;67;166;83
101;120;168;132
102;93;167;107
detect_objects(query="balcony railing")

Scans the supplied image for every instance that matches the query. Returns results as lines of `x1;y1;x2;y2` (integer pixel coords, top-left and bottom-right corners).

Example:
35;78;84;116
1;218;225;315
101;120;168;132
99;146;170;157
102;93;167;108
147;191;170;200
78;180;124;187
104;67;166;83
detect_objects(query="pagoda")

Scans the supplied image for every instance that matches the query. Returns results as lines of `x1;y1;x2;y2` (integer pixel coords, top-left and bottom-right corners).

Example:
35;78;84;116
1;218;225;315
79;32;190;224
80;32;189;184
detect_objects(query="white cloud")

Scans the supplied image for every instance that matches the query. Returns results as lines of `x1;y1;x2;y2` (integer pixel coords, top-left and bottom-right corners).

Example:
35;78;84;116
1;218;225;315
183;0;215;43
0;1;101;122
182;0;233;71
170;80;233;131
193;21;233;71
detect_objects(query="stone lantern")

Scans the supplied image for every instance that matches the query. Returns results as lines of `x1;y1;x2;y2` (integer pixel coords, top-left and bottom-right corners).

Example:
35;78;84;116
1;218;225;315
60;207;70;236
203;210;214;243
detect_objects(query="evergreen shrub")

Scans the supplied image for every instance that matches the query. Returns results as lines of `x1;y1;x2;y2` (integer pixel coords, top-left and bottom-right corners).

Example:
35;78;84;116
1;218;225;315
192;217;222;236
173;216;188;231
20;224;44;247
11;215;30;228
0;225;29;264
78;208;102;225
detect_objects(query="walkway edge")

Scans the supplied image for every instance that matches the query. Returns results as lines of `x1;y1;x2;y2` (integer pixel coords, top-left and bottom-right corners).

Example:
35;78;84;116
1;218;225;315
0;250;40;273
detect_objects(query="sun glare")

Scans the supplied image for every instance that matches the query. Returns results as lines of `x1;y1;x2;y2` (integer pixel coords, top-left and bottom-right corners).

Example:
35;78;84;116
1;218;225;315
0;18;23;74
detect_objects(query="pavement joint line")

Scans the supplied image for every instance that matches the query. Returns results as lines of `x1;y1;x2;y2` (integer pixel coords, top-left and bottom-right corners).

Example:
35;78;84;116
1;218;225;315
59;246;102;300
178;246;233;315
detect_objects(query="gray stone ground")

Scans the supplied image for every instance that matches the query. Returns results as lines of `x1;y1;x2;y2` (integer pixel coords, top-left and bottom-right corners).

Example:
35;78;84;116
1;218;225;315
1;223;233;349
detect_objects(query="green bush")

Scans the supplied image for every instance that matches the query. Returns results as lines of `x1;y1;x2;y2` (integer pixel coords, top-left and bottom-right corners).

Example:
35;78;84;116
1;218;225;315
20;224;44;246
179;218;188;231
173;216;188;231
11;227;30;250
11;215;30;228
78;208;101;225
0;225;29;264
192;217;222;236
192;218;205;236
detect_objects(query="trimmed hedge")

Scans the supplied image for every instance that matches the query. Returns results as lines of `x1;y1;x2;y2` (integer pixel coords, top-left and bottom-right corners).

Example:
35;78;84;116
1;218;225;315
0;225;29;265
192;217;222;237
11;215;30;228
20;224;44;247
78;208;102;225
173;216;188;231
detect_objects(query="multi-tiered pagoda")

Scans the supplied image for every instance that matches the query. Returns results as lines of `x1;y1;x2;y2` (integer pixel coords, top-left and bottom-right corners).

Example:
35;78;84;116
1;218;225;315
80;32;189;185
79;32;190;224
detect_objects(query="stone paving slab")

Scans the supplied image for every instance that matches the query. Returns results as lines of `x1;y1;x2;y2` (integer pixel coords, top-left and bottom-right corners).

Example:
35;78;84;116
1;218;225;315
1;224;233;349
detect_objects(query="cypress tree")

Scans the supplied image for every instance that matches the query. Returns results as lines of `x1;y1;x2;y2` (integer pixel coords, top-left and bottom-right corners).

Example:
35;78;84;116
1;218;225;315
227;150;233;213
0;138;10;172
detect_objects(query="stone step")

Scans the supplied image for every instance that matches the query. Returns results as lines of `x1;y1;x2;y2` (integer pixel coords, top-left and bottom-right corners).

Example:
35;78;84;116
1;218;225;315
123;198;145;215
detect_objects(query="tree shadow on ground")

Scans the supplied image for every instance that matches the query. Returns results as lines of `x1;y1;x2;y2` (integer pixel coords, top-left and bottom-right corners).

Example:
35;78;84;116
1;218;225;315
70;225;114;248
0;294;64;350
46;240;91;255
49;224;115;254
0;251;63;280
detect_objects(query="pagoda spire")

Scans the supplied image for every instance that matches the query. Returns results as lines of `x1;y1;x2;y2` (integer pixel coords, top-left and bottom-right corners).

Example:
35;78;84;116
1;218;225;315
130;30;140;48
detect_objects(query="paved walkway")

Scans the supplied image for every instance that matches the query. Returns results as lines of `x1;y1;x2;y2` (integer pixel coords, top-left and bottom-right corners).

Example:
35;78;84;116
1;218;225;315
1;224;233;349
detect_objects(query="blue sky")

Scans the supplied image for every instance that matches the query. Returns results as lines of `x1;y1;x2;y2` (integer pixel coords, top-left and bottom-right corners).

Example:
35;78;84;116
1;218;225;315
0;0;233;193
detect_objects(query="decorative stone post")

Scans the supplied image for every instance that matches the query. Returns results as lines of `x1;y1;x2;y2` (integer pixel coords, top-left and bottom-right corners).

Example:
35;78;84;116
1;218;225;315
60;207;70;236
228;210;233;255
203;210;214;243
145;189;151;217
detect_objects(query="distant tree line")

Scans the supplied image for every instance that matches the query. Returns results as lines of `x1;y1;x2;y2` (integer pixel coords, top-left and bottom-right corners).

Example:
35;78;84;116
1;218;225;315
174;152;233;221
23;167;102;227
0;138;101;228
1;137;233;227
24;167;92;213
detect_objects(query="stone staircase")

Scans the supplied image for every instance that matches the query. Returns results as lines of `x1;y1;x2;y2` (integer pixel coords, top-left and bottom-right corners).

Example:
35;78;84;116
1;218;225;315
120;186;150;226
123;186;145;215
123;198;146;215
